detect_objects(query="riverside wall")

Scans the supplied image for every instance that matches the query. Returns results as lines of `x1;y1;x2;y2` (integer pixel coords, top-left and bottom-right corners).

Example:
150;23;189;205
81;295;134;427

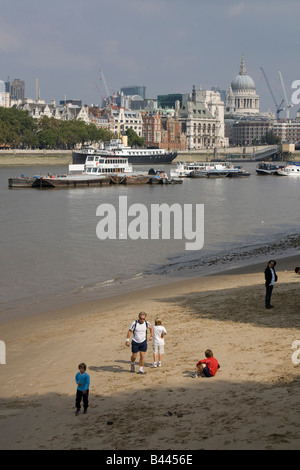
1;147;300;165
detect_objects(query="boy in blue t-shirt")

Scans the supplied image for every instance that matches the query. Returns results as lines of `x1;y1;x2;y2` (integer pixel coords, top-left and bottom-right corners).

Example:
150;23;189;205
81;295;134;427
75;363;90;415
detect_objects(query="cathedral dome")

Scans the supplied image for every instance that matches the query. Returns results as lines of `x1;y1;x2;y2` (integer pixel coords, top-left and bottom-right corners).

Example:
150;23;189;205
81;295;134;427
230;56;256;91
231;74;255;91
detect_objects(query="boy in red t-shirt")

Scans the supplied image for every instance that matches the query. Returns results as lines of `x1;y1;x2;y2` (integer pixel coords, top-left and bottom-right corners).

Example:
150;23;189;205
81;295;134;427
191;349;220;378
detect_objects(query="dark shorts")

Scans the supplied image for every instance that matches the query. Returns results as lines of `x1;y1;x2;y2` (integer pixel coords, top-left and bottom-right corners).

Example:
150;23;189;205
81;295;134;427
202;366;213;377
131;340;147;353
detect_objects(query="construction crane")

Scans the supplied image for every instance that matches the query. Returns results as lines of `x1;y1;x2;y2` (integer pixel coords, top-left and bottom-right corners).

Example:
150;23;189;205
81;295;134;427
278;70;293;119
260;67;284;119
99;68;112;104
94;81;105;106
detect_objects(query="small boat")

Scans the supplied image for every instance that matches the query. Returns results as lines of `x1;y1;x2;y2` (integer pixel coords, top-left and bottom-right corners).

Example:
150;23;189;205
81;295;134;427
148;168;171;184
256;162;281;175
277;162;300;176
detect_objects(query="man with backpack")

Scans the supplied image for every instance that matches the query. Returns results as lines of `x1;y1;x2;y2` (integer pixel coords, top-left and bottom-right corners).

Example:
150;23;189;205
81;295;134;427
126;312;153;374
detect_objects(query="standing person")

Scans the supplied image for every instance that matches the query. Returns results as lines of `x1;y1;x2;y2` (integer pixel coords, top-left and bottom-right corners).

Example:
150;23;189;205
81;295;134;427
191;349;220;378
264;259;278;309
126;311;153;374
151;317;167;368
75;363;90;415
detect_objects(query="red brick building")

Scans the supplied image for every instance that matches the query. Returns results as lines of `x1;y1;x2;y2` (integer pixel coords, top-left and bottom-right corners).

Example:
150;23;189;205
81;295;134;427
142;112;186;150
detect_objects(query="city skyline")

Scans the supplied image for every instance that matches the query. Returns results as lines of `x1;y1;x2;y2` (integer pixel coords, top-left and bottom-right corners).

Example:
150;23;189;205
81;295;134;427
1;0;299;117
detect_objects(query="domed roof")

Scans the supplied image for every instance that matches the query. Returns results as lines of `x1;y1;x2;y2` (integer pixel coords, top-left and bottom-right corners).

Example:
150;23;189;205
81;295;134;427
231;56;256;91
231;74;255;90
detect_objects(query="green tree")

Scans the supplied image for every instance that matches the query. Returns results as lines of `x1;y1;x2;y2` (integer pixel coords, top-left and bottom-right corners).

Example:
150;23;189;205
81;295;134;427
125;128;144;148
0;107;37;148
38;129;57;148
261;132;281;145
0;107;116;149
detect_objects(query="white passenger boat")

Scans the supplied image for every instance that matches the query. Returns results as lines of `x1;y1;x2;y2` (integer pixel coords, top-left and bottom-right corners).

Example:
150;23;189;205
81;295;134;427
72;138;177;165
34;155;140;187
170;162;220;178
277;162;300;176
30;154;179;188
170;161;249;178
69;154;134;175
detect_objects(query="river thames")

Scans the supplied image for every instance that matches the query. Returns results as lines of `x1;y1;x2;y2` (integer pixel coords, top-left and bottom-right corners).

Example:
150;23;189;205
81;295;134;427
1;161;300;321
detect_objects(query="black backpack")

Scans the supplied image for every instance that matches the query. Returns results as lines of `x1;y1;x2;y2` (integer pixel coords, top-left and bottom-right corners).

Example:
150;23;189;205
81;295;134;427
132;319;149;340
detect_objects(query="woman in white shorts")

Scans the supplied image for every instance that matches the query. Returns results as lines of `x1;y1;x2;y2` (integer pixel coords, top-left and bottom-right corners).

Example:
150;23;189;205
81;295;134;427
152;317;167;368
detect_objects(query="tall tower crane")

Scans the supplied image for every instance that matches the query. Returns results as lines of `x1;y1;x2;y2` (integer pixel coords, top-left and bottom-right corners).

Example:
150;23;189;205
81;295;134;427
94;81;105;106
99;69;112;104
260;67;284;119
278;71;293;119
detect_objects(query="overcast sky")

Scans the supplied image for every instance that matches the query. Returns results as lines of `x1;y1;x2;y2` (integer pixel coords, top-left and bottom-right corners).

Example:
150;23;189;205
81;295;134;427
1;0;299;116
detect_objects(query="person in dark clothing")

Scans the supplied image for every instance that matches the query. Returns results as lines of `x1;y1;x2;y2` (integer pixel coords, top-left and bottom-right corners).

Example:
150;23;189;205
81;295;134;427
264;260;278;309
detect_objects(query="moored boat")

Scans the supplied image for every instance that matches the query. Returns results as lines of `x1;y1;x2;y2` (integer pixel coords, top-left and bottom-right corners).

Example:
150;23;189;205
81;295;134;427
170;161;212;178
69;153;134;175
9;152;181;189
148;168;170;184
256;162;282;175
277;162;300;176
33;174;111;188
172;161;249;178
72;138;177;165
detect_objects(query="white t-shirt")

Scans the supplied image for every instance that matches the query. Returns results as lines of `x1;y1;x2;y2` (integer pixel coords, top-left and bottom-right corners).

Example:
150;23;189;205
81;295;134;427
153;325;167;345
129;320;151;343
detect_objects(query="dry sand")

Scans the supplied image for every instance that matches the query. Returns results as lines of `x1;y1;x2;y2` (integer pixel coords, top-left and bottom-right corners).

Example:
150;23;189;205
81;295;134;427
0;254;300;450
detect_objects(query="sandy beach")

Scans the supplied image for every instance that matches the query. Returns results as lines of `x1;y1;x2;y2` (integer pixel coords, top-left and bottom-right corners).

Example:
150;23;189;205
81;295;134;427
0;254;300;450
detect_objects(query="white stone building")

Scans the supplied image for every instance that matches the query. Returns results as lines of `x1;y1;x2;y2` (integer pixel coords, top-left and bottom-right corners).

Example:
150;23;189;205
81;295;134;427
104;106;143;136
176;85;228;149
225;56;260;116
12;98;91;123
